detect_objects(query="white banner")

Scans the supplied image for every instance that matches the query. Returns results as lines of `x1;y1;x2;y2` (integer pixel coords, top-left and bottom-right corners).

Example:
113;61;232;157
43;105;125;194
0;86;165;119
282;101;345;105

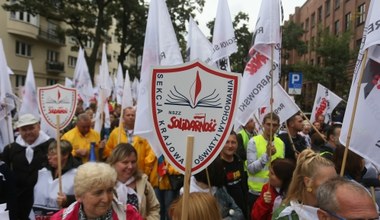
310;83;343;124
340;0;380;168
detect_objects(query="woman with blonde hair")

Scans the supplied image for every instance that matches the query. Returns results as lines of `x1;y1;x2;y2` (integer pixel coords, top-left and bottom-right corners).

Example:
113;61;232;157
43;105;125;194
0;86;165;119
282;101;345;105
272;149;337;219
169;192;222;220
50;162;142;219
108;143;160;220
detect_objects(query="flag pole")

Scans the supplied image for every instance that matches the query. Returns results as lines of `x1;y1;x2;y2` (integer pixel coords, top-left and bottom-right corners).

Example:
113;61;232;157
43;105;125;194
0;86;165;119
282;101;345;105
117;111;123;144
267;44;275;193
253;114;263;134
4;105;13;150
181;135;194;220
340;50;368;177
285;122;299;158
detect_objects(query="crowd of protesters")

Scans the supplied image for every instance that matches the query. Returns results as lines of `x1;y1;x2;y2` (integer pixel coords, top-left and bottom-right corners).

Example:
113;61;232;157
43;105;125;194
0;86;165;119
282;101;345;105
0;100;379;220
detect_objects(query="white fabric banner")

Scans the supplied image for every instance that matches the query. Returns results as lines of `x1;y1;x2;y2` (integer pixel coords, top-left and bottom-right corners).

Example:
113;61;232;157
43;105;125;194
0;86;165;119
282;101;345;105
235;0;281;128
0;39;15;150
73;47;93;109
340;0;380;168
115;63;124;105
212;0;237;72
186;16;214;65
310;83;343;124
121;70;133;110
19;60;39;117
134;0;183;156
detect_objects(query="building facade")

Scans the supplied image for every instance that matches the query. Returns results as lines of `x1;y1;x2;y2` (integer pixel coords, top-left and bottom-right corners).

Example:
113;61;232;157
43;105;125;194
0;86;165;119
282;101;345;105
0;0;133;95
285;0;370;111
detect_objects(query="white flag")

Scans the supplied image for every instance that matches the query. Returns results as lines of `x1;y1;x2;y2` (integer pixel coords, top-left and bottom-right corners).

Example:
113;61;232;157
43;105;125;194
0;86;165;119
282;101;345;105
255;84;300;125
134;0;183;156
310;84;343;124
121;70;133;109
0;39;15;150
65;77;73;87
340;0;380;168
73;47;93;109
212;0;237;72
187;16;214;64
235;0;282;127
131;78;139;103
115;64;124;105
19;60;39;117
94;44;113;134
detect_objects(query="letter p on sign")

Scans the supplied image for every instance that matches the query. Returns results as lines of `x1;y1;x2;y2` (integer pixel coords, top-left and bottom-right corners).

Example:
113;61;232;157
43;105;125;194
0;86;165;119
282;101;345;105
288;72;302;95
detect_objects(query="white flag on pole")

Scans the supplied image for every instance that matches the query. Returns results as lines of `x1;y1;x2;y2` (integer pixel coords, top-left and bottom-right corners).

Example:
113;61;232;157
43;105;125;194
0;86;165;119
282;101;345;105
19;60;39;117
121;70;133;109
73;47;93;109
131;78;139;104
65;77;73;88
212;0;237;72
115;64;124;105
255;84;300;125
235;0;281;128
134;0;183;156
94;44;112;134
340;0;380;167
0;39;15;151
310;83;343;124
186;16;214;65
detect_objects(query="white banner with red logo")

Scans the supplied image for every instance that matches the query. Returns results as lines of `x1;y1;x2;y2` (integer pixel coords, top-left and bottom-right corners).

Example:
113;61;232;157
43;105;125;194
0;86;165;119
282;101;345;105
149;61;240;174
310;83;342;124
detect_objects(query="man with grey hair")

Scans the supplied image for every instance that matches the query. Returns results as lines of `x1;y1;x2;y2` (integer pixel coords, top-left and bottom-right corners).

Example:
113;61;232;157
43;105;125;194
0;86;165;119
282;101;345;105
317;176;379;220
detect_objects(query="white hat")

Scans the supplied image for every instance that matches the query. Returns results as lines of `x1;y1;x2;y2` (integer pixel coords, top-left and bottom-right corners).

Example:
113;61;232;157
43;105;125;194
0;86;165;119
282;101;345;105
16;114;39;128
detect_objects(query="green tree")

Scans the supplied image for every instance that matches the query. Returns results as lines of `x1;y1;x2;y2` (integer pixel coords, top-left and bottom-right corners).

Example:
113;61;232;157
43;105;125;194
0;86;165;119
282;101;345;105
314;30;352;92
3;0;113;82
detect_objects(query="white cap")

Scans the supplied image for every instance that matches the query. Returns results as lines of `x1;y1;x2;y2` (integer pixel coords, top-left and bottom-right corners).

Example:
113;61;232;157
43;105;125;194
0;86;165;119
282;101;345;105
16;114;39;128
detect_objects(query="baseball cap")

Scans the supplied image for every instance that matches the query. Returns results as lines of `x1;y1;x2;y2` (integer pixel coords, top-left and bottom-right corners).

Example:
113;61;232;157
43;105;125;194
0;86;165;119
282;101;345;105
16;114;40;128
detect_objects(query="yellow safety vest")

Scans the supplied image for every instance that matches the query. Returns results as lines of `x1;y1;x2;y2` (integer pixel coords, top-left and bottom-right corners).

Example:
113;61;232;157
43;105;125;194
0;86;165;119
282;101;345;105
248;135;284;193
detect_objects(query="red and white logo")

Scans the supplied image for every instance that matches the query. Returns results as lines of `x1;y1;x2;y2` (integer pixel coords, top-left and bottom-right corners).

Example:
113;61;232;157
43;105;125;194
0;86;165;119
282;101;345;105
150;60;240;174
38;84;77;130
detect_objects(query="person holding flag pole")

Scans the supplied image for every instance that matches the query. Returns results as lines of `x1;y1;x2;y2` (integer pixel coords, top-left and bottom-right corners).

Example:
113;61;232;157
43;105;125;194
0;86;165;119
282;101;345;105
243;0;284;214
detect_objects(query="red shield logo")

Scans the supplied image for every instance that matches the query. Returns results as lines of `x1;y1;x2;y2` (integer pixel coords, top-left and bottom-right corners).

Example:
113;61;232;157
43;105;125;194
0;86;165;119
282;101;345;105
150;61;240;174
37;84;77;130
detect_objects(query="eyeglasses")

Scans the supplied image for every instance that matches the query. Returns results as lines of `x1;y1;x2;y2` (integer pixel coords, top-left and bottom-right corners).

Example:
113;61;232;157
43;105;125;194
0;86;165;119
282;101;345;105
323;209;379;220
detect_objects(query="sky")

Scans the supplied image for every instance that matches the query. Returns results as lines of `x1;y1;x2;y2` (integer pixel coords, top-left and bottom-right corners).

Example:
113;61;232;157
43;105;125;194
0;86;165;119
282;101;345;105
195;0;307;36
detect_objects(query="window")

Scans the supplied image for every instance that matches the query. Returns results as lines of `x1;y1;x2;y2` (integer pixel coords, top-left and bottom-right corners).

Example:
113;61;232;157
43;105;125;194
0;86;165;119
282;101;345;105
335;0;340;9
356;38;362;50
318;7;323;23
345;12;351;31
68;56;77;68
357;4;366;26
15;75;26;87
311;13;316;27
325;0;331;16
9;11;38;25
305;18;309;31
16;41;31;57
84;39;94;48
334;20;340;35
47;50;59;62
311;36;315;50
47;79;58;85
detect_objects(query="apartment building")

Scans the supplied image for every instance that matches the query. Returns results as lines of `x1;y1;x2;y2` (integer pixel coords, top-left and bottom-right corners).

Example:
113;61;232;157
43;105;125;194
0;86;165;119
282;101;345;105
0;0;130;95
285;0;370;111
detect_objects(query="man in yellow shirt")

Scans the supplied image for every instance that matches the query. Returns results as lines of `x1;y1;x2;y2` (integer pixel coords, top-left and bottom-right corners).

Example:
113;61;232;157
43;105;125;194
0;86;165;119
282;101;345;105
61;113;101;163
104;107;152;173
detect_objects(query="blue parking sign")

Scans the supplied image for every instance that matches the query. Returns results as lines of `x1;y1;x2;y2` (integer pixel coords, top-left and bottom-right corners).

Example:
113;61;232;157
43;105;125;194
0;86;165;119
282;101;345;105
288;72;302;95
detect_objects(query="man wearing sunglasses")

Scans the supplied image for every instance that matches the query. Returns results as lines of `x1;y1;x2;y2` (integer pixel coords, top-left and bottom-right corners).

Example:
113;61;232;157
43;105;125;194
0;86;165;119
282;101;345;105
316;176;379;220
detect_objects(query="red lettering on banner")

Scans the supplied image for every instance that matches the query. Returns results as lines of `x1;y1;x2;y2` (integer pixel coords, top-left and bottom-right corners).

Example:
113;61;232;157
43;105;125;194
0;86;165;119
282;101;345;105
167;115;217;132
48;108;68;114
245;52;268;76
315;98;328;119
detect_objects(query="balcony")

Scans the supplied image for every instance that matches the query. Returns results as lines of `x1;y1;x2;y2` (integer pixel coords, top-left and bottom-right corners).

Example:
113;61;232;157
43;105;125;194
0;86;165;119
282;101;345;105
38;28;65;45
46;61;64;73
